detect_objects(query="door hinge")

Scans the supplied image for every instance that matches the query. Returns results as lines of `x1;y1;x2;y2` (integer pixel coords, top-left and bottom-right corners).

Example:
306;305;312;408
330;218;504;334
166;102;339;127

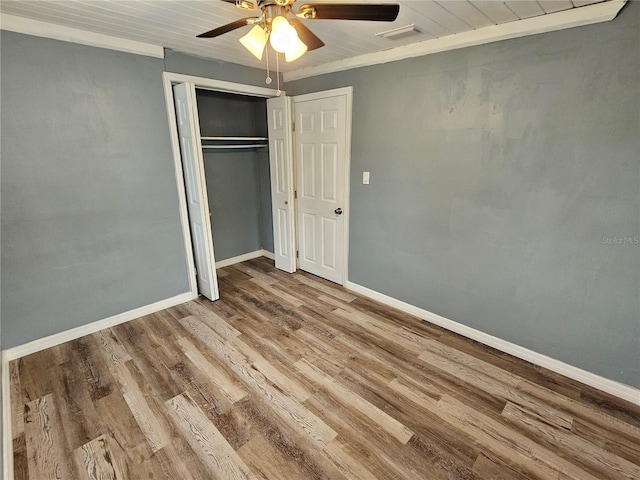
292;122;295;132
296;250;299;258
294;190;297;199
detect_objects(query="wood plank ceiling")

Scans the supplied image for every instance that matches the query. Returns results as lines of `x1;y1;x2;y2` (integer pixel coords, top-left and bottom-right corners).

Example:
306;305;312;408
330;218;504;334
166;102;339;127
0;1;607;72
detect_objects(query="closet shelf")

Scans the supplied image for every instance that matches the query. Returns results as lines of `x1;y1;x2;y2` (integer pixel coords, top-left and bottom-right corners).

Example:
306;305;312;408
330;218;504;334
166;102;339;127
201;136;268;150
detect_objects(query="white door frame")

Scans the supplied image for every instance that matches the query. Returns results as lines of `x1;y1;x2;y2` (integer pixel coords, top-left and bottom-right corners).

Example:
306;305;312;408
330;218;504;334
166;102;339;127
292;86;352;287
162;72;282;298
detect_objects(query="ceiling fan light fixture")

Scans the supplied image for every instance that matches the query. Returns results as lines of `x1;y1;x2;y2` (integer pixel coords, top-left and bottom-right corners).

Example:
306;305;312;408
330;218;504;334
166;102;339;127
285;36;308;62
239;24;267;59
269;15;299;53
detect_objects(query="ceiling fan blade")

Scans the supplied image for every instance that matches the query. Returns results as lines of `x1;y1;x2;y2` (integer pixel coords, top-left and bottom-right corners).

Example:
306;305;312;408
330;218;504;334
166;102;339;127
298;3;400;22
288;19;325;51
196;17;255;38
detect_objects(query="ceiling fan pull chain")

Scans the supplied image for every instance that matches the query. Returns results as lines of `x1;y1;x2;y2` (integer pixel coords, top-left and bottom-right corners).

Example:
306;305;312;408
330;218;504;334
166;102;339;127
276;52;281;96
265;40;272;85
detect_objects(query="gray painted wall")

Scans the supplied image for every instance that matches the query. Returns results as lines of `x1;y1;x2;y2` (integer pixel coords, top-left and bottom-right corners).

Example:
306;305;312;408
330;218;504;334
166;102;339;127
254;100;274;254
286;4;640;387
164;49;275;88
257;149;274;254
197;90;273;260
1;32;191;349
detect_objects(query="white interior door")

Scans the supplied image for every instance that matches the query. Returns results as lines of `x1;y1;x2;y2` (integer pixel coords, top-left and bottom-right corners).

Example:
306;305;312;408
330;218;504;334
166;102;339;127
173;82;219;301
294;89;350;285
267;95;296;273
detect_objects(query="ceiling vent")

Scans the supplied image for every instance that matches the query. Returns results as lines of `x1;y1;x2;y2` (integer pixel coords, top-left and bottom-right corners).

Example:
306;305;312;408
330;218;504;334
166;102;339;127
376;24;421;40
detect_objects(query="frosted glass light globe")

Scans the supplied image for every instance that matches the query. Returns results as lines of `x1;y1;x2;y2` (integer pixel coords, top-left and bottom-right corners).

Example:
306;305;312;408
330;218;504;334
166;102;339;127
269;16;298;53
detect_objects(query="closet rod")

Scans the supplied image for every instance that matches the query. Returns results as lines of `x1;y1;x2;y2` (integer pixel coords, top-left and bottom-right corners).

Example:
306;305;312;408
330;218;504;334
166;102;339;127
201;136;268;141
202;144;267;150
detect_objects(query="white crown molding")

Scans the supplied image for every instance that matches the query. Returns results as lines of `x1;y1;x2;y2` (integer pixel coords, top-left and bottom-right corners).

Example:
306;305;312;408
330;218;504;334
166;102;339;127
0;13;164;58
345;281;640;406
284;0;627;82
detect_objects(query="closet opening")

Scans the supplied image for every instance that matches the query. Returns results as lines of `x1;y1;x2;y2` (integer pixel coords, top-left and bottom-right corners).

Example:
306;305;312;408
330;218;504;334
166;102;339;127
163;73;286;302
196;89;274;267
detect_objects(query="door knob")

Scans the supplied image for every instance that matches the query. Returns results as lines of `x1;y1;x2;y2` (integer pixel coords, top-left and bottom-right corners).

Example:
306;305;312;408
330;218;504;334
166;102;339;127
334;208;343;215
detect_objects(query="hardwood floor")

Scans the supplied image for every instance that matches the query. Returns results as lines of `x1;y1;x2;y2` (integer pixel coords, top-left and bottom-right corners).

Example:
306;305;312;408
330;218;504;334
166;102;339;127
10;257;640;479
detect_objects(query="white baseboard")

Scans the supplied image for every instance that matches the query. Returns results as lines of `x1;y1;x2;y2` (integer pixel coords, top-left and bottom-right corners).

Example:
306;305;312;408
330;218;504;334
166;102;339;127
2;351;12;480
261;250;275;261
215;249;274;269
345;281;640;406
2;291;196;362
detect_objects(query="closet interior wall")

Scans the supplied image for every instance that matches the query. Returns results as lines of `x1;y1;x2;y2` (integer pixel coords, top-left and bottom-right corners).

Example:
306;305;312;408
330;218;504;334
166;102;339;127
196;89;274;262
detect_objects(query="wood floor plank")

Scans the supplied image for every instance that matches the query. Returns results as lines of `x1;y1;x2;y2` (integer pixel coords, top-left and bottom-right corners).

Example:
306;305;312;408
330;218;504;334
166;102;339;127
295;358;414;445
169;359;233;419
306;389;470;480
109;362;173;453
183;300;243;340
64;336;115;402
111;321;184;402
237;434;314;480
332;307;426;356
502;401;640;479
10;258;640;480
16;355;55;404
232;264;278;285
133;440;213;480
179;315;338;449
93;393;153;467
320;440;380;480
10;361;25;438
24;393;76;480
49;363;103;453
472;452;535;480
165;392;257;480
517;378;640;440
334;327;510;416
435;394;602;480
73;435;123;480
233;396;346;480
571;417;640;465
293;274;357;302
93;329;132;366
350;295;444;338
249;277;305;307
417;345;573;427
232;337;314;402
176;335;248;404
13;434;29;480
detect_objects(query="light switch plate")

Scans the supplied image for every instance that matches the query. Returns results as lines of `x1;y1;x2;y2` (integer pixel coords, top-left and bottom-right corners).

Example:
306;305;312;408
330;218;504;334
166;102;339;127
363;171;370;185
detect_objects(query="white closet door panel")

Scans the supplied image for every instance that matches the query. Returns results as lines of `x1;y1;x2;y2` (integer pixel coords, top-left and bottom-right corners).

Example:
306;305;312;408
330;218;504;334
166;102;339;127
173;82;219;301
267;95;296;273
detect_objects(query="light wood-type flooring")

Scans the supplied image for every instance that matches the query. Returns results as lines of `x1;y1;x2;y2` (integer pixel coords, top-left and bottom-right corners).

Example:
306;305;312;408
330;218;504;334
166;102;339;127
9;257;640;479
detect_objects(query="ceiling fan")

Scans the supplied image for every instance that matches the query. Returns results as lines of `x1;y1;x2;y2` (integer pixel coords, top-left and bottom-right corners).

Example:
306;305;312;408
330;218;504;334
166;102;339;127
197;0;400;63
